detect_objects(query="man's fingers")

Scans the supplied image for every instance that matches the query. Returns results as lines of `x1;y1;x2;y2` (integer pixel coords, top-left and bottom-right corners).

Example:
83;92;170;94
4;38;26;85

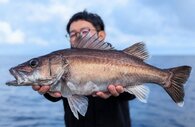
96;92;111;99
48;91;62;98
32;85;40;91
38;86;50;94
116;85;124;94
32;85;61;98
93;85;125;99
108;85;119;97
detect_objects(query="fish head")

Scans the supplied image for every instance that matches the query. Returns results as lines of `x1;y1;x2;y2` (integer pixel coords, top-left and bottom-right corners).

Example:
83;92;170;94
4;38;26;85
6;53;68;86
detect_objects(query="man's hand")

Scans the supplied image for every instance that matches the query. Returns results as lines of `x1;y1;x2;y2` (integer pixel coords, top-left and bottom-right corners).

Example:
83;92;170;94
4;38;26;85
93;85;124;99
32;85;61;98
32;84;124;99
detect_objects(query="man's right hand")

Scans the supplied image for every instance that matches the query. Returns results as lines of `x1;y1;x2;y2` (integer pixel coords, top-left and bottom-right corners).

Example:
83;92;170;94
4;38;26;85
32;85;62;98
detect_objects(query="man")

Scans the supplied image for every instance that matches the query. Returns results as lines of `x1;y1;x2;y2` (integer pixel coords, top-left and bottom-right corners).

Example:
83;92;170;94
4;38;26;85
32;10;135;127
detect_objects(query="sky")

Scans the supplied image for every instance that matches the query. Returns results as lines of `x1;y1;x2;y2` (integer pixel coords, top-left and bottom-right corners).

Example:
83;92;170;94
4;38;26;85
0;0;195;56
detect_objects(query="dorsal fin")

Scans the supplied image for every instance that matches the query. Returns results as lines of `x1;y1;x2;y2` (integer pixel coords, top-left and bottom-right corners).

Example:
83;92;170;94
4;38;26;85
123;42;149;61
71;33;114;50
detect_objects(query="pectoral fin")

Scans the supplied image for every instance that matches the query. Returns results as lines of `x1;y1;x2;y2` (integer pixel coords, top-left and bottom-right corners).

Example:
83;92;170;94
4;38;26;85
50;81;61;92
67;95;88;119
125;85;150;103
60;80;72;97
67;81;77;91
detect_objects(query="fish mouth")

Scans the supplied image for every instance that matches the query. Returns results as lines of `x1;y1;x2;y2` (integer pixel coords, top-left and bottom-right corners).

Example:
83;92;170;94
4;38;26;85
6;68;25;86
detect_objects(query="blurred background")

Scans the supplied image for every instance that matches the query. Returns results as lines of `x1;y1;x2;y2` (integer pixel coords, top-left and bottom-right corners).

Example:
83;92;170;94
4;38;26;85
0;0;195;55
0;0;195;127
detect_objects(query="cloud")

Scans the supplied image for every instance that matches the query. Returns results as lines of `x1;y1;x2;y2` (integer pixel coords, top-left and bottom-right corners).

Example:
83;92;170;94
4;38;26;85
0;21;25;44
23;1;88;23
103;0;195;53
137;0;195;32
0;0;194;55
25;2;71;22
28;37;48;46
0;0;9;4
16;0;130;23
0;21;48;46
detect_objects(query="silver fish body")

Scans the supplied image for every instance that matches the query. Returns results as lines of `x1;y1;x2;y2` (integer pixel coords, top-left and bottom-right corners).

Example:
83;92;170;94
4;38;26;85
61;48;166;95
6;35;192;119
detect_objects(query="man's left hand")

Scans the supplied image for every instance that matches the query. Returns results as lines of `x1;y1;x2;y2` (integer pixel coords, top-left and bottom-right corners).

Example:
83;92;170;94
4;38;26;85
93;85;124;99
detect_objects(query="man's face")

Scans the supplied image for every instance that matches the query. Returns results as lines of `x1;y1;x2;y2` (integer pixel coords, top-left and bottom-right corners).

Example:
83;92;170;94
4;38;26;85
69;20;104;45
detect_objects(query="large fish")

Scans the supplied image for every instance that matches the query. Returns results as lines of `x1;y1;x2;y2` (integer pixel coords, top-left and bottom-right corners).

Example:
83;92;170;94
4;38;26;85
6;34;192;119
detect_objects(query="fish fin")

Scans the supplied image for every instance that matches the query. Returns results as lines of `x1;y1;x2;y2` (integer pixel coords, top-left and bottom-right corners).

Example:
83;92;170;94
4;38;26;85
164;66;191;107
125;85;150;103
123;42;149;61
50;81;61;92
67;97;79;119
81;81;100;94
66;81;100;95
66;81;78;92
60;81;72;97
71;33;114;50
67;95;88;119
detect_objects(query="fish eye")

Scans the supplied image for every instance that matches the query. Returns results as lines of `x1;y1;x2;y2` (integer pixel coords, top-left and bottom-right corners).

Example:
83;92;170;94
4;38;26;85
29;59;39;68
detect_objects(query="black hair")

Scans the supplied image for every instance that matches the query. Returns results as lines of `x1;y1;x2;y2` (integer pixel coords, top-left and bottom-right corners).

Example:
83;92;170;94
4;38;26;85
66;10;105;34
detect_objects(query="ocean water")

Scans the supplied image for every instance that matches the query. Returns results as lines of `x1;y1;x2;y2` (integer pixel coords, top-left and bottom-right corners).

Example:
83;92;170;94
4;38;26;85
0;55;194;127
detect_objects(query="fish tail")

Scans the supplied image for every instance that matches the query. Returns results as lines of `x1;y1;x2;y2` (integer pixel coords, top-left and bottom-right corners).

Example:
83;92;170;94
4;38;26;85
164;66;191;107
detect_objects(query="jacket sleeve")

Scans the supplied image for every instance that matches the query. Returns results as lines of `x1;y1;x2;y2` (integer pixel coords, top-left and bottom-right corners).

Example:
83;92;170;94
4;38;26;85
43;93;62;102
